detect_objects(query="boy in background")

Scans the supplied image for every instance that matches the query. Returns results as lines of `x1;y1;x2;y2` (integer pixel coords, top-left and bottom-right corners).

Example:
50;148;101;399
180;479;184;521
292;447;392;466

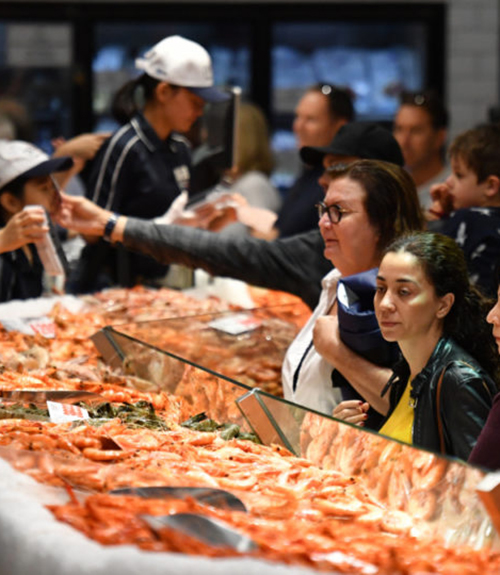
428;123;500;297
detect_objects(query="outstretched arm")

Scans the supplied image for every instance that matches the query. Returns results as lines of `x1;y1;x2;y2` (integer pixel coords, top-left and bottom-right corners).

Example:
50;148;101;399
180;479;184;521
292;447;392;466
57;193;331;308
52;133;110;190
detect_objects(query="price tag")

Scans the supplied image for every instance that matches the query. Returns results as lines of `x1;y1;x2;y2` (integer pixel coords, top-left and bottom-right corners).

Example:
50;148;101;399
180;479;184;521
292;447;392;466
29;317;57;338
47;401;89;423
209;313;262;336
0;316;56;338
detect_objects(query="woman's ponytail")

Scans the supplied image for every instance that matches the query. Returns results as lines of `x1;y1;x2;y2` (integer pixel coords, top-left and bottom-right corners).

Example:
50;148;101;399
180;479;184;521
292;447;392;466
111;74;160;125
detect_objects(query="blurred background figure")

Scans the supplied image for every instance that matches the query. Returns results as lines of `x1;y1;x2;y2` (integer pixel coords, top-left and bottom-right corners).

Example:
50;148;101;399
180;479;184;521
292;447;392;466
0;114;16;141
218;102;281;237
268;84;354;239
0;97;36;143
393;90;450;210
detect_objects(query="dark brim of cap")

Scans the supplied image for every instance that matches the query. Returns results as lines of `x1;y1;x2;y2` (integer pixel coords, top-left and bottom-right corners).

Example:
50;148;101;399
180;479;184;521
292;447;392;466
188;86;231;103
300;143;357;166
22;156;74;179
300;145;334;167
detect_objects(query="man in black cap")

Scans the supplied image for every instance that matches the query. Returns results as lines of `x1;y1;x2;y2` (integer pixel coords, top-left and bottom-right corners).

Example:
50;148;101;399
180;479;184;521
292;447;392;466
301;121;404;166
60;122;406;310
300;122;404;191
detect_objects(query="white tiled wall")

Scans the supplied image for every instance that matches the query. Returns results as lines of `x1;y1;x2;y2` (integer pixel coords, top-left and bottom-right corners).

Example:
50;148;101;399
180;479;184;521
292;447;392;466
446;0;499;139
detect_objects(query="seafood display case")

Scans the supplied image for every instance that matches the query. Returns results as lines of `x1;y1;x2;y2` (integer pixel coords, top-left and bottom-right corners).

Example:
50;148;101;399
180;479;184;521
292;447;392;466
238;388;497;549
0;292;498;574
93;320;500;551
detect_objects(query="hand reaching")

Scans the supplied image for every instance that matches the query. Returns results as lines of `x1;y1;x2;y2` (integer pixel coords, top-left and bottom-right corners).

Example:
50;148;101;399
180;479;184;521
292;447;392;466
52;133;110;161
56;193;110;237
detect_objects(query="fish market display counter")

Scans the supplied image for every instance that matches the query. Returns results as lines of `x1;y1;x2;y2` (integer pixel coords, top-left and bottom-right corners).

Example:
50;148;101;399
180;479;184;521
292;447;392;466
0;291;499;573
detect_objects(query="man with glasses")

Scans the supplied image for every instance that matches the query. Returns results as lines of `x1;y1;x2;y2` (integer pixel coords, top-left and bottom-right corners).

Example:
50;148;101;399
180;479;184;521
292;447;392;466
393;90;450;211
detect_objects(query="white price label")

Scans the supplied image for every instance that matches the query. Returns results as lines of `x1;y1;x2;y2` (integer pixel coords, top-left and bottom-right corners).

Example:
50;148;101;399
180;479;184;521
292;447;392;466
209;313;262;335
47;401;89;423
0;316;56;338
29;317;57;339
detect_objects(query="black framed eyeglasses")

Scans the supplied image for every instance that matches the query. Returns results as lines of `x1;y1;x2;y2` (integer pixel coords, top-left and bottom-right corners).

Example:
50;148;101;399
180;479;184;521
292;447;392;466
316;201;355;224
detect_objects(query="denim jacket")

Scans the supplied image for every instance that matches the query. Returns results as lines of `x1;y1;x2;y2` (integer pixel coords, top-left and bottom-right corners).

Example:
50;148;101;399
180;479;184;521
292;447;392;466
382;336;497;460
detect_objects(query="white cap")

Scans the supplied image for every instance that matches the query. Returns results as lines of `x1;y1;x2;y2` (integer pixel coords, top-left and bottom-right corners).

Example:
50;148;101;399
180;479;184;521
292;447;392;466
0;140;73;191
135;35;228;103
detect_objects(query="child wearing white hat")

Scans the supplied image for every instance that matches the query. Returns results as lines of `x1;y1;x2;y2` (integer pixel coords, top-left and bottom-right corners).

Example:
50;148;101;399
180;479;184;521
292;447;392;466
0;140;72;300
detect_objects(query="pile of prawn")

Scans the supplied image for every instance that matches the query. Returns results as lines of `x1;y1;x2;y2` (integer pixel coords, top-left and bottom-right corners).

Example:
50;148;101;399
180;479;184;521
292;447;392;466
0;285;497;573
3;410;500;573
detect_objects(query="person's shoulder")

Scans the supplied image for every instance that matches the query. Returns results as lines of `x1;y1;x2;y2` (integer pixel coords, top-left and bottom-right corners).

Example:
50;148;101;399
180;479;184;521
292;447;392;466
97;122;138;157
451;206;500;220
441;340;489;381
447;207;500;236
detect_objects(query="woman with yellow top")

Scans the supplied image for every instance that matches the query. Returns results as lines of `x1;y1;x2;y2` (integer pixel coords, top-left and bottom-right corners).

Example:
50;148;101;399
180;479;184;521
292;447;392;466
334;231;499;460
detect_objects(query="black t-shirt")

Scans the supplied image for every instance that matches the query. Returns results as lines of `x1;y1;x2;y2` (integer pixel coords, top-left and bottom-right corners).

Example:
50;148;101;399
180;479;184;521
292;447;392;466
275;166;324;238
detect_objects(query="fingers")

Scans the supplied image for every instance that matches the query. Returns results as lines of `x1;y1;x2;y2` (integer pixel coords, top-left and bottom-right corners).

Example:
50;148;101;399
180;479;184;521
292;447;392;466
429;181;450;200
332;400;370;426
1;210;49;252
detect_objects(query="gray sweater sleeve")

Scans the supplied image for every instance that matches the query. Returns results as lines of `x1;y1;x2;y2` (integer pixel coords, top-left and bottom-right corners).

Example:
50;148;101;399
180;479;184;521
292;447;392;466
122;219;332;309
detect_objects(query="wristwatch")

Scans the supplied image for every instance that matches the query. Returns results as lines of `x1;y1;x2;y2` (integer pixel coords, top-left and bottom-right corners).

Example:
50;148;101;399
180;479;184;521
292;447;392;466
103;213;119;242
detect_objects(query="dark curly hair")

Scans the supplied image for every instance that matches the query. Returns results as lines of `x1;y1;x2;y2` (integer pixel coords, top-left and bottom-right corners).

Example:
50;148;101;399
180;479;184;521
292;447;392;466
384;231;500;382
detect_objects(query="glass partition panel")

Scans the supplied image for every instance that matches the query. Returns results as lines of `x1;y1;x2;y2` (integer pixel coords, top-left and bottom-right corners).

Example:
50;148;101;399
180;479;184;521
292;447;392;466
100;304;309;397
237;388;494;549
94;327;252;429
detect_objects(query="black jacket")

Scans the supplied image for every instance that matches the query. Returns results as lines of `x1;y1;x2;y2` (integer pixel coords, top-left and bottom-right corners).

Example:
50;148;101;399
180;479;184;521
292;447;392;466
382;336;497;460
0;246;43;302
122;222;332;310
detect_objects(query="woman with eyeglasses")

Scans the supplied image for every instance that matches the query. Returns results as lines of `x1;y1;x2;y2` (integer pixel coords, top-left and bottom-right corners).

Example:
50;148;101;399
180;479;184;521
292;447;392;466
58;159;423;417
291;160;423;413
